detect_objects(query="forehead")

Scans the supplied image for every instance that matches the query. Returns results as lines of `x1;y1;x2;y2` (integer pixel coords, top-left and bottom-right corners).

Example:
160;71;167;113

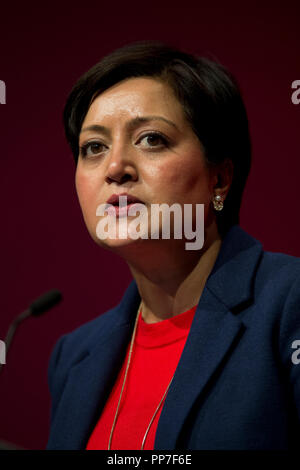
83;77;186;125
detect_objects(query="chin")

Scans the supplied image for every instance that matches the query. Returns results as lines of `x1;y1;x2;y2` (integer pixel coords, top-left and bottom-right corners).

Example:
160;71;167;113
94;215;151;246
95;236;149;258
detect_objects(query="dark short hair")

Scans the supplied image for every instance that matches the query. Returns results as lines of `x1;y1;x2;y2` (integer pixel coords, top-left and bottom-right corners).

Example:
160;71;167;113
63;40;251;238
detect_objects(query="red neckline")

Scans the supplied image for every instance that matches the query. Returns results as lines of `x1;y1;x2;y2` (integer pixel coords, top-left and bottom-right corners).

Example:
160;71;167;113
134;305;198;348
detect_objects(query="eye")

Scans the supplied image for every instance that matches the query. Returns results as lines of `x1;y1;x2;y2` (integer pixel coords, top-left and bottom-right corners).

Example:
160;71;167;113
79;141;106;158
138;132;169;149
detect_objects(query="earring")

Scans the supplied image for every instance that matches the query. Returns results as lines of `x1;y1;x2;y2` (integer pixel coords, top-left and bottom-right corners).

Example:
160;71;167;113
212;194;224;211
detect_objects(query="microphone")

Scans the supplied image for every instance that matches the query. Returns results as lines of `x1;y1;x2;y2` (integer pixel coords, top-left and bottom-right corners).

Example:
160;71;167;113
0;289;62;376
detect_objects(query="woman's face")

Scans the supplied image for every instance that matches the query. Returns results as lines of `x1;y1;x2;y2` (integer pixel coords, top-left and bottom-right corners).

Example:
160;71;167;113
76;77;219;253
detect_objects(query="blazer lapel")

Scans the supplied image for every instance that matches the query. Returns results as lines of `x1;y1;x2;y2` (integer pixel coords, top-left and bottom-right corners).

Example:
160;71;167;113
154;226;263;449
48;282;141;450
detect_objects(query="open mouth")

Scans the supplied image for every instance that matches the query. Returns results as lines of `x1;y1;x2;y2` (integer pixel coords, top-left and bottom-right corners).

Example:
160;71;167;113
106;193;144;206
105;199;145;217
111;200;144;207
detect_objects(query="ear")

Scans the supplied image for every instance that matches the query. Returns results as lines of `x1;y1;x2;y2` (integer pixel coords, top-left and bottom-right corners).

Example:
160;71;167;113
211;158;234;200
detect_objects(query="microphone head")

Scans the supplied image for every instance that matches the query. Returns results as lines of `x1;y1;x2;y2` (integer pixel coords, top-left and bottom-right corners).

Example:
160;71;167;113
30;289;63;316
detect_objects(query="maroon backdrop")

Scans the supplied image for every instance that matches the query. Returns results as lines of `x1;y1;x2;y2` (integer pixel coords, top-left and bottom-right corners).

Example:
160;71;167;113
0;1;299;449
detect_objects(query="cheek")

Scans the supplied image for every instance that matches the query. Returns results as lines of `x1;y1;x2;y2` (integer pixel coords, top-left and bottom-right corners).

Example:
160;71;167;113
75;170;97;217
159;156;211;197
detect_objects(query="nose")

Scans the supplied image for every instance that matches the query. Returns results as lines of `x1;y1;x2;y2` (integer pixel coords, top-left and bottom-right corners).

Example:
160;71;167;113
105;143;138;185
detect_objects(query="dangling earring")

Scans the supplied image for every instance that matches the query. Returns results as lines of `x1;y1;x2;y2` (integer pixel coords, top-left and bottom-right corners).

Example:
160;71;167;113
212;194;224;211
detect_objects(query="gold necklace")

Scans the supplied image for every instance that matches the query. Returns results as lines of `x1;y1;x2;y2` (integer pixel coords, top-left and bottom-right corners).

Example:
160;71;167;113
108;301;174;450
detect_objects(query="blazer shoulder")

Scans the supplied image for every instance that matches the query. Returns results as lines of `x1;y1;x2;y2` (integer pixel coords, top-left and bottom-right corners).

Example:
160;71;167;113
47;278;139;398
50;304;120;364
47;304;122;397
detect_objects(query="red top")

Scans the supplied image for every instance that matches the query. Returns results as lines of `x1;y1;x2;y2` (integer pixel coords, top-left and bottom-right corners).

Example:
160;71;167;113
86;304;197;450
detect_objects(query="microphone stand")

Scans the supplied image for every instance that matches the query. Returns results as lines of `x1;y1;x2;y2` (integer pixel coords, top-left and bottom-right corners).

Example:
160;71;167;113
0;309;31;376
0;289;62;448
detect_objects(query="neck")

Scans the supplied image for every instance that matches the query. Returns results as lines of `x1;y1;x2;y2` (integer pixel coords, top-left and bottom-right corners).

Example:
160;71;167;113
127;222;222;324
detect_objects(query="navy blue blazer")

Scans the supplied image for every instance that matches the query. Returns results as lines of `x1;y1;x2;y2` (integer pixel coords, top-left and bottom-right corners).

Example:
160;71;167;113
46;225;300;450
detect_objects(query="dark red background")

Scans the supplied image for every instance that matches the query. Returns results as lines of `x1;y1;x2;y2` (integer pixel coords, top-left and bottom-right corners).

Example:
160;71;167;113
0;1;299;450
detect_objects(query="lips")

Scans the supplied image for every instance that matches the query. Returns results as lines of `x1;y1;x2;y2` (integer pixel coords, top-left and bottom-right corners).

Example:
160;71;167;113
106;193;144;206
104;193;145;218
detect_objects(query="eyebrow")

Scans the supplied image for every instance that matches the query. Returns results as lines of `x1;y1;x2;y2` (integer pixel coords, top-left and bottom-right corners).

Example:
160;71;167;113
80;115;179;136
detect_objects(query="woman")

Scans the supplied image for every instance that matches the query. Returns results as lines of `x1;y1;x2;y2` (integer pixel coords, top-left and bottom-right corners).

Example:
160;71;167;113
46;41;300;450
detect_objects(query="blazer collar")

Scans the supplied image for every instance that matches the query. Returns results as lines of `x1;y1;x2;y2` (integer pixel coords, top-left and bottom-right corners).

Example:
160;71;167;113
48;224;263;449
206;224;263;310
154;225;263;449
